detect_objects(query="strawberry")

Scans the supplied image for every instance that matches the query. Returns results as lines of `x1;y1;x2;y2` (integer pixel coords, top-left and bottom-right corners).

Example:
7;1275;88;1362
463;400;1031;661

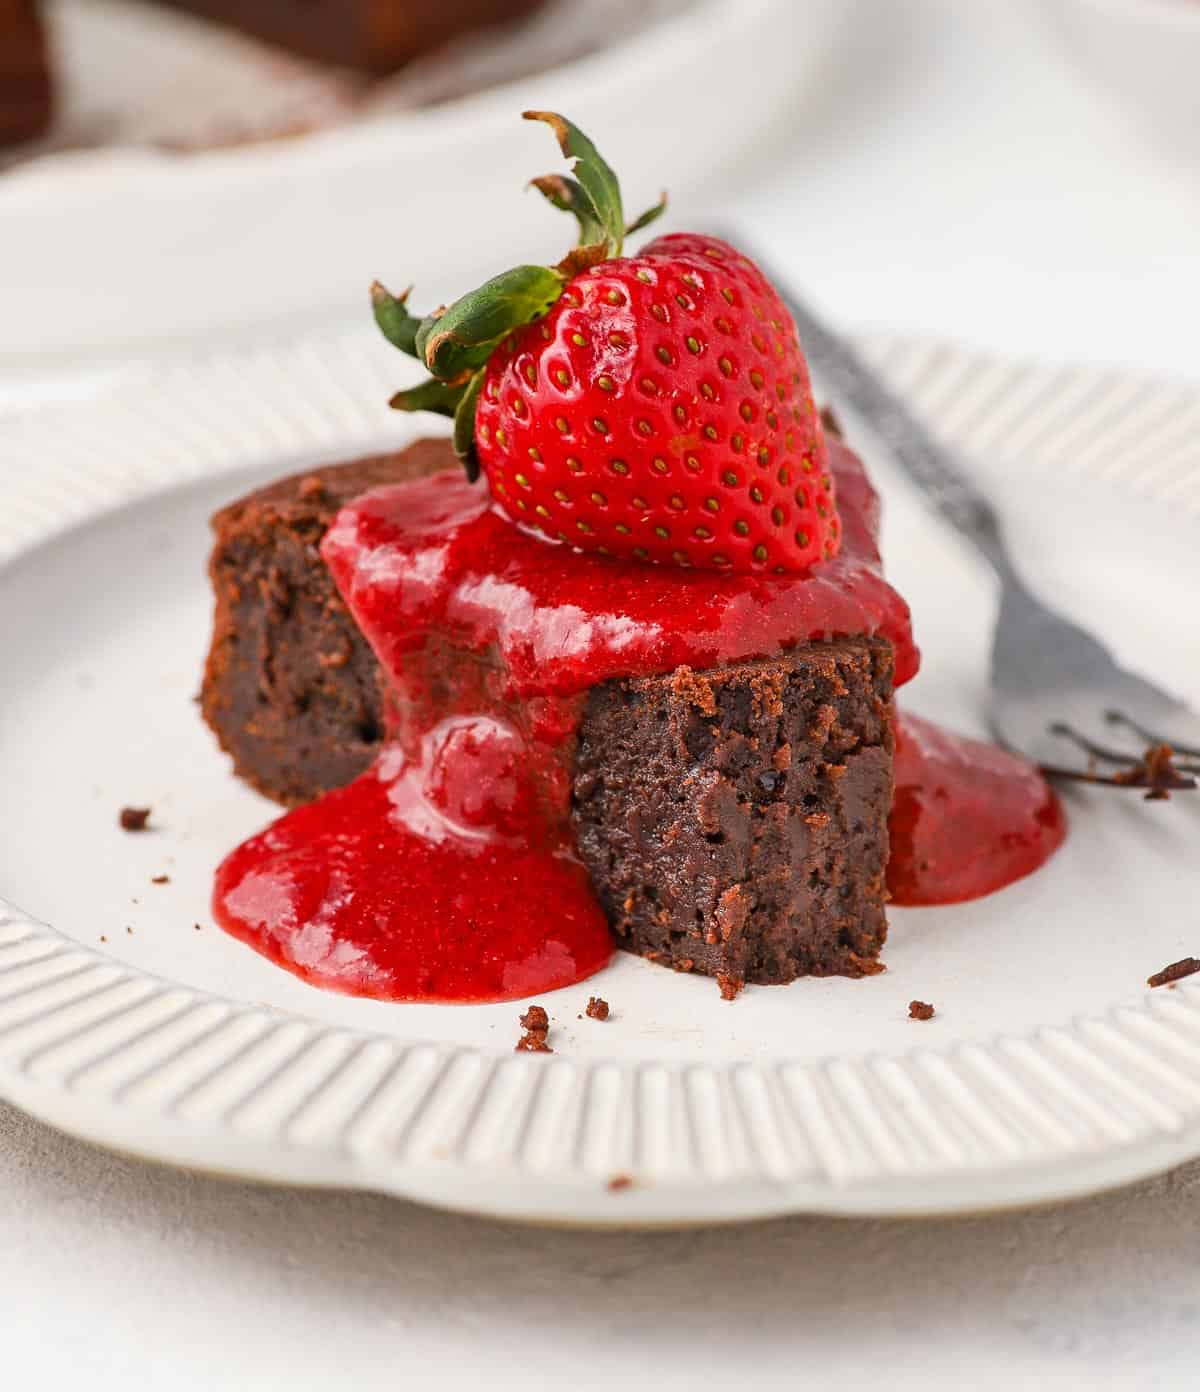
373;112;840;574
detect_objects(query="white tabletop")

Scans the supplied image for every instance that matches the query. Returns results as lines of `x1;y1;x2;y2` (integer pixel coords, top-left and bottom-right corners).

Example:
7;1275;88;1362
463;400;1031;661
5;1099;1200;1390
3;2;1199;1388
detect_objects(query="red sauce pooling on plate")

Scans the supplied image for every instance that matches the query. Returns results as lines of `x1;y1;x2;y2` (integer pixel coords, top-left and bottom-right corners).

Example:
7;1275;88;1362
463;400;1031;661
213;730;613;1003
888;712;1066;906
212;437;1062;1001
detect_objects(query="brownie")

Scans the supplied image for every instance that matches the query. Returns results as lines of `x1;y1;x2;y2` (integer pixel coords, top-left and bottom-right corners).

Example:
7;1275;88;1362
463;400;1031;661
0;0;52;147
202;439;896;986
156;0;547;72
1;0;548;155
572;645;894;991
201;440;452;805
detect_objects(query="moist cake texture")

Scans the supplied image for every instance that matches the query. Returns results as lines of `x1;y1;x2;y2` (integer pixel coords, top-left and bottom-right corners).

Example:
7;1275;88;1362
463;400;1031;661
573;645;894;991
201;442;451;805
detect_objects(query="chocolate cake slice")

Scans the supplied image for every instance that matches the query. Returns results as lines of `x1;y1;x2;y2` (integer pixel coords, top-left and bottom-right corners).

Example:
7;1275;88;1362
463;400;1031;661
0;0;53;147
202;440;452;805
573;646;893;992
202;439;895;988
156;0;546;72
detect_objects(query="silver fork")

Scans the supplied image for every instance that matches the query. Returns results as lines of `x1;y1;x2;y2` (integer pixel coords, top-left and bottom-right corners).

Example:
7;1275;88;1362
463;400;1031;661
749;253;1199;796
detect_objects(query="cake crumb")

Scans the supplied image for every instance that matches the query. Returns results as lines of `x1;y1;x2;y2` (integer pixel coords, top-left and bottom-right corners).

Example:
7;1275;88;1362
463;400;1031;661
1114;744;1192;800
516;1004;552;1052
1148;957;1200;989
99;935;108;944
717;972;743;1002
585;996;610;1021
908;1000;935;1021
151;874;170;885
847;951;887;977
607;1174;633;1192
193;922;203;931
125;926;133;935
119;806;151;832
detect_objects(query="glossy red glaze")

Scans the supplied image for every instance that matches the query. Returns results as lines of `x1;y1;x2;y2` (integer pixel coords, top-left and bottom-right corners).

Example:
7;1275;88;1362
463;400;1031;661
321;434;919;702
213;732;613;1003
888;712;1067;907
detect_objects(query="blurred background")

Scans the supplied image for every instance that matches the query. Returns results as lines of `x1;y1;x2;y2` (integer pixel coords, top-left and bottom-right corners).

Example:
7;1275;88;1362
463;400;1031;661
3;0;1199;401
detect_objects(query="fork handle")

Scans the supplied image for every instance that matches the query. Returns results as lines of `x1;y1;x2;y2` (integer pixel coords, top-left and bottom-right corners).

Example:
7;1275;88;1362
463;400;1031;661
776;284;1015;579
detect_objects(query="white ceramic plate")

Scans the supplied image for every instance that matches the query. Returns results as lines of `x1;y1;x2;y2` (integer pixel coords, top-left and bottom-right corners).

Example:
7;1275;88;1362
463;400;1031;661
1;330;1199;1226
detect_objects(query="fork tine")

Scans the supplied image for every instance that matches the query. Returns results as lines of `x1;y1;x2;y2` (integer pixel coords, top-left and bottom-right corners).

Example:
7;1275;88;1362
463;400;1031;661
1049;721;1200;776
1040;761;1197;797
1105;709;1200;760
1049;722;1141;766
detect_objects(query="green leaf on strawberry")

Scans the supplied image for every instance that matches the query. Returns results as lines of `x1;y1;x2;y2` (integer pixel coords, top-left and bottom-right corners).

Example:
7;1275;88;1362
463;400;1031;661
370;281;422;358
523;109;625;256
420;264;566;380
387;377;465;418
453;370;486;484
624;193;668;239
528;174;606;249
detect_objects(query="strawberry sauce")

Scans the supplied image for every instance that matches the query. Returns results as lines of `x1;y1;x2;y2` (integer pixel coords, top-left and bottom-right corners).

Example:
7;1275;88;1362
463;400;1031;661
888;712;1067;907
213;438;1063;1001
213;735;613;1003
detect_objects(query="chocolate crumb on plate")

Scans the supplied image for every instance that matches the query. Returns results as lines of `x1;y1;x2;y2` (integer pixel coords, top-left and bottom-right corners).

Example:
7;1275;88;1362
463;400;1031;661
151;874;170;885
908;1000;935;1021
1113;744;1194;801
516;1003;552;1052
119;806;151;832
585;996;610;1021
607;1175;633;1192
520;1005;549;1032
1148;957;1200;989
